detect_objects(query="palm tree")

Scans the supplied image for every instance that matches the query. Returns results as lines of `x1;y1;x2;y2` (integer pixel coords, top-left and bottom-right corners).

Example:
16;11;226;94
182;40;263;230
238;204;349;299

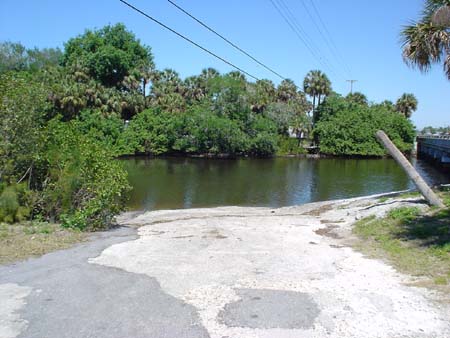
380;100;395;110
277;79;298;102
249;79;276;113
346;92;368;106
198;67;220;87
303;70;332;124
227;71;246;83
395;93;418;118
151;69;184;97
183;76;205;103
401;0;450;80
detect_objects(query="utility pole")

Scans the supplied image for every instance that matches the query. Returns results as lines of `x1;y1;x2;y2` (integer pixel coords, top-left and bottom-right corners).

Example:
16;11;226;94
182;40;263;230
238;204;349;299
376;130;444;208
346;79;357;94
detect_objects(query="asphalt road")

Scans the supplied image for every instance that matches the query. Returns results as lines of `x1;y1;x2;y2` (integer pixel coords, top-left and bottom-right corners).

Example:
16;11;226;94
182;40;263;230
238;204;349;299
1;196;450;338
0;227;210;338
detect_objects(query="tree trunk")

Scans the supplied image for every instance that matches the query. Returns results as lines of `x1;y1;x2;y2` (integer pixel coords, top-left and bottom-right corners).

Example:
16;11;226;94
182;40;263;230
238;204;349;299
376;130;444;208
143;78;147;98
312;95;316;125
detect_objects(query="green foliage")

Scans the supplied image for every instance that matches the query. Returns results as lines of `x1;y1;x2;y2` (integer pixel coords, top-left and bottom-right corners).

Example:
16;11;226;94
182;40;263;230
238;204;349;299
77;110;125;154
245;115;278;156
121;106;282;157
0;187;19;223
119;108;180;155
41;119;130;230
46;67;146;120
248;133;278;157
395;93;418;118
264;102;296;134
208;73;250;121
388;207;421;222
0;23;426;230
346;92;368;106
303;70;332;125
0;42;27;73
174;109;249;155
63;23;153;88
314;94;415;156
248;79;276;112
401;0;450;80
0;41;61;73
0;184;32;223
353;193;450;287
420;125;450;135
276;137;307;156
0;72;49;184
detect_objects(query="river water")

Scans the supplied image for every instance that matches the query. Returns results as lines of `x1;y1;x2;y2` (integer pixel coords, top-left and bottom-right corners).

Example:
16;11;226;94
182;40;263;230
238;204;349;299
121;157;449;211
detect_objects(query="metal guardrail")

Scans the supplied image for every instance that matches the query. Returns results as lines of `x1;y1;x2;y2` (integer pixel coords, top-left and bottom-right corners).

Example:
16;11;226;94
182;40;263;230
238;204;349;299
417;135;450;140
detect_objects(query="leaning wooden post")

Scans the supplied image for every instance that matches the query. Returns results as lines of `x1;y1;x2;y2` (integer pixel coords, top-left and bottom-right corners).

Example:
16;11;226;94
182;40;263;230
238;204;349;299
376;130;445;208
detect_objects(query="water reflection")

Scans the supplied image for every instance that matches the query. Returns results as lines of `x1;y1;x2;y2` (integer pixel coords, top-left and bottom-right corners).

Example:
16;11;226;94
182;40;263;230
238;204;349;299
121;157;449;211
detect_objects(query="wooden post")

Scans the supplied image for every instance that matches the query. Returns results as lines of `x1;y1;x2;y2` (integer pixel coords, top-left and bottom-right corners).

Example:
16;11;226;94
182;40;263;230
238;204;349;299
376;130;445;208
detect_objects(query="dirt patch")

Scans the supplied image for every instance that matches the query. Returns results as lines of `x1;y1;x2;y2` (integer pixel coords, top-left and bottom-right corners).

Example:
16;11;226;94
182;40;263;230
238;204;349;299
314;224;342;239
202;229;228;239
304;204;333;216
0;222;86;265
320;219;345;224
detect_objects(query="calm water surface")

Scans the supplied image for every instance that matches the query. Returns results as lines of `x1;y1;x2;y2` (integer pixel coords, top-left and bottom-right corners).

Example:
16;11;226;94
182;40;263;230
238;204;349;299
122;157;449;211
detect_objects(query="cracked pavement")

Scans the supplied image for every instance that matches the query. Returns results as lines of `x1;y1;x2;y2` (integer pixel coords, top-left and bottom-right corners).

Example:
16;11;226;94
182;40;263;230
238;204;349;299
1;195;449;338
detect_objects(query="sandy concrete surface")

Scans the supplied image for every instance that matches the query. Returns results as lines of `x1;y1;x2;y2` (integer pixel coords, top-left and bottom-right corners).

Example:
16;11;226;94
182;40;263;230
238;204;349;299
1;193;449;338
0;284;31;338
91;195;450;338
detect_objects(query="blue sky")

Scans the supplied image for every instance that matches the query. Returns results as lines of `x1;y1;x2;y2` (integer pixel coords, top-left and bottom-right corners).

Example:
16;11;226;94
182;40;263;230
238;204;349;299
1;0;448;128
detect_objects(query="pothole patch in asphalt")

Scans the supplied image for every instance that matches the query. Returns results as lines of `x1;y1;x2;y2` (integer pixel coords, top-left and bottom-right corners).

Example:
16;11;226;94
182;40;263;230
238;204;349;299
217;288;320;329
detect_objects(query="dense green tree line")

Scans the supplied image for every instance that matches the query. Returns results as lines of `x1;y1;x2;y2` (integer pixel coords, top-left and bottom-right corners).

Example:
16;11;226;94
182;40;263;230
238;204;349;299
314;94;416;156
419;125;450;135
0;23;416;229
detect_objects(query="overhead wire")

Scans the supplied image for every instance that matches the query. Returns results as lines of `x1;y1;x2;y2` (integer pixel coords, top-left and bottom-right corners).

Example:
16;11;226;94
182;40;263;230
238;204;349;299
118;0;260;81
165;0;287;81
298;0;349;77
269;0;342;80
275;0;345;79
307;0;352;77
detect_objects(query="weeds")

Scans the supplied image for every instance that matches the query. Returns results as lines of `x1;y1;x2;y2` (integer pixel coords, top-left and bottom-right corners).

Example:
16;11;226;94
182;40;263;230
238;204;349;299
353;195;450;288
0;221;85;265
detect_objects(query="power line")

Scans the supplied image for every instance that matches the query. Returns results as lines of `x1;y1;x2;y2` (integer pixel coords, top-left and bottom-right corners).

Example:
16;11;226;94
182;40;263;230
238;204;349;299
307;0;352;77
298;0;350;78
118;0;259;81
269;0;342;80
268;0;324;71
166;0;286;81
276;0;345;80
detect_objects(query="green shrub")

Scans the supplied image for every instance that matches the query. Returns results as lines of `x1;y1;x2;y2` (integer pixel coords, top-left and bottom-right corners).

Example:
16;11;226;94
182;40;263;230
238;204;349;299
41;118;130;230
118;108;181;155
0;187;19;223
277;136;307;155
174;110;248;155
0;72;49;185
0;184;32;223
249;132;278;157
314;95;415;156
77;109;125;154
245;115;278;157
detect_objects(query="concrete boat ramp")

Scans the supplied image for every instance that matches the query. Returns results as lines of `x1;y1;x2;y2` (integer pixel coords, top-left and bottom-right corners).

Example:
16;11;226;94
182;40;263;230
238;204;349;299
1;195;449;338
